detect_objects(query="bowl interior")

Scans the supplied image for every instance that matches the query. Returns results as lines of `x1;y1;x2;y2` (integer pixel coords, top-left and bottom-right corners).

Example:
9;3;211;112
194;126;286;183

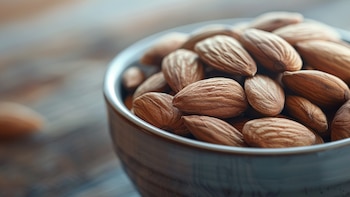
104;18;350;155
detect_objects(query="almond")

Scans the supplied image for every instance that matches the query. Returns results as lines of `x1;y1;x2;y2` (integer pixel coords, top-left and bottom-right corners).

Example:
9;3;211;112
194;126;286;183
183;115;246;147
282;70;350;108
248;11;303;32
241;29;302;72
133;71;169;100
122;66;145;91
161;49;204;92
331;100;350;141
133;92;188;136
181;26;238;51
194;35;257;76
0;102;44;139
244;74;285;116
273;22;340;45
173;77;248;118
285;95;328;137
295;40;350;84
140;32;189;66
242;117;316;148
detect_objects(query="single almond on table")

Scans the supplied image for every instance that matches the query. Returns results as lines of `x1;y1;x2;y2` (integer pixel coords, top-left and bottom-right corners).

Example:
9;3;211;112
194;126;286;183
183;115;246;147
273;22;340;45
285;95;328;137
248;11;303;32
0;102;44;139
244;74;285;116
331;100;350;141
133;92;188;136
194;35;257;76
140;32;189;66
282;70;350;109
173;77;248;119
242;117;316;148
295;40;350;84
133;71;169;100
161;49;204;92
241;29;302;73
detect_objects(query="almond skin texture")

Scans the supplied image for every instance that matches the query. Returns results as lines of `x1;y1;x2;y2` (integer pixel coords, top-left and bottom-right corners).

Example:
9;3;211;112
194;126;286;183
242;117;316;148
194;35;257;76
183;115;246;147
282;70;350;108
140;32;189;66
133;71;169;100
122;66;145;91
133;92;188;136
248;11;303;32
162;49;204;92
241;29;302;72
173;77;248;119
244;74;285;116
285;95;328;137
0;102;44;139
273;22;340;46
296;40;350;84
331;100;350;141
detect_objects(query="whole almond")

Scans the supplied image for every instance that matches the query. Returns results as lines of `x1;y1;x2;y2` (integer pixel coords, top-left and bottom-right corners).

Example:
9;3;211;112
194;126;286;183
285;95;328;137
182;26;238;51
140;32;189;66
244;74;285;116
122;66;145;91
183;115;246;147
241;29;302;72
0;102;44;139
161;49;204;92
133;92;188;136
282;70;350;108
331;100;350;141
242;117;316;148
194;35;257;76
273;22;340;45
133;71;169;100
248;11;303;32
173;77;248;118
296;40;350;84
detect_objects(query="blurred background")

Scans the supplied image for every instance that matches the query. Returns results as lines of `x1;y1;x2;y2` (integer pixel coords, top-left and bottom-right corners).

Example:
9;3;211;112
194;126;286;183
1;0;350;196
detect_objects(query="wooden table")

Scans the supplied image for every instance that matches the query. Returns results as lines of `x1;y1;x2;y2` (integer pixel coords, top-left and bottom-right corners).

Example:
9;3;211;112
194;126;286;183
1;0;350;196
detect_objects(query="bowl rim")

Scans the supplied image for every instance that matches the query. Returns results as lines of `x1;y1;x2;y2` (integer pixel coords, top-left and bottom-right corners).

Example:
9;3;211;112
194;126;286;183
104;18;350;156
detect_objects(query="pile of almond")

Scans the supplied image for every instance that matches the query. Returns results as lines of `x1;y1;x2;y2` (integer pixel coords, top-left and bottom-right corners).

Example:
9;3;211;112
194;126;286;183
121;11;350;148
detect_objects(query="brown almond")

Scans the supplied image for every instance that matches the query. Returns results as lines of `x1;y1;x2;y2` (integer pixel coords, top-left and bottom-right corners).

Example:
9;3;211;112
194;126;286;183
282;70;350;108
194;35;257;76
181;26;238;51
241;29;302;72
133;71;169;100
183;115;246;147
140;32;189;66
122;66;145;91
248;11;303;32
0;102;44;139
133;92;188;136
296;40;350;84
244;74;285;116
161;49;204;92
173;77;248;118
331;100;350;141
242;117;316;148
285;95;328;137
273;22;340;45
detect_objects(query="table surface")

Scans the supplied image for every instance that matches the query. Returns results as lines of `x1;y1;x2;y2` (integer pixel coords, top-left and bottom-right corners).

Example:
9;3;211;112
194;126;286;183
1;0;350;196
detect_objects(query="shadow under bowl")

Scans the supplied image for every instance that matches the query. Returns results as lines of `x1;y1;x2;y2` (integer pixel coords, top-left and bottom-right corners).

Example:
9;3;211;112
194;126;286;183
104;18;350;197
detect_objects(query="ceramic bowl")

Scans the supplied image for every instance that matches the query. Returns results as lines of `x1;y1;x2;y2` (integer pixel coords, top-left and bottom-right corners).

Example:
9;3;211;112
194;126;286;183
103;18;350;197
